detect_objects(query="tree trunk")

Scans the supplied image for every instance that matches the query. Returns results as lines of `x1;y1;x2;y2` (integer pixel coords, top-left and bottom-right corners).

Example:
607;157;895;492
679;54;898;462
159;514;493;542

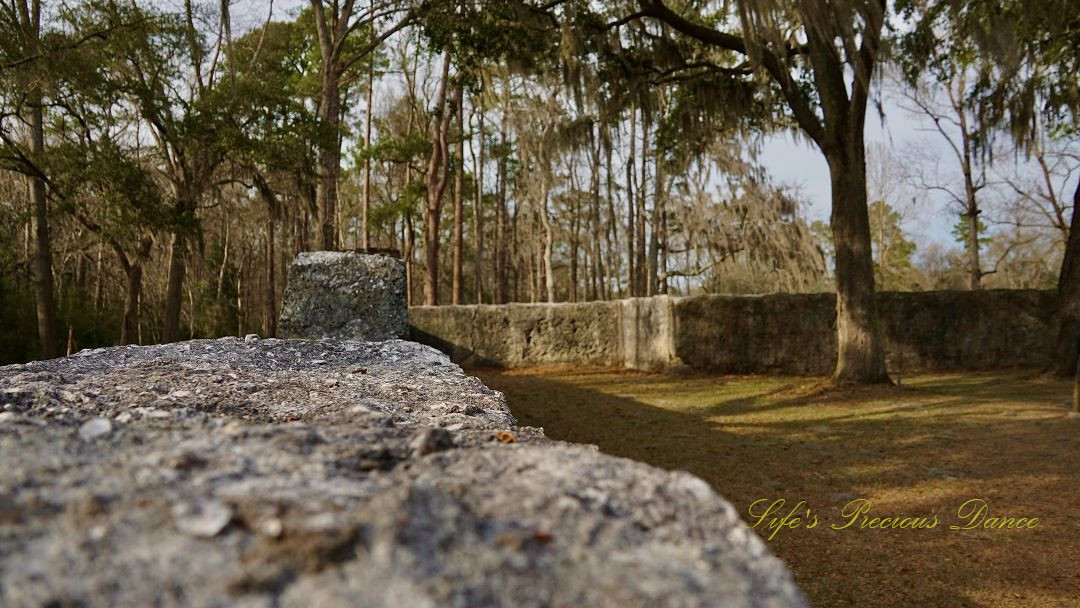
636;111;649;297
404;212;415;307
568;162;580;303
494;110;508;304
163;230;187;343
647;149;663;296
540;184;556;303
265;214;277;337
28;101;59;358
963;165;981;290
1073;354;1079;414
626;108;636;297
660;205;669;294
828;141;891;384
955;83;982;291
589;125;603;302
604;135;617;300
424;54;454;306
472;103;484;304
361;56;374;250
451;82;465;305
316;65;342;251
1052;179;1080;375
94;245;104;311
120;261;143;346
117;237;152;346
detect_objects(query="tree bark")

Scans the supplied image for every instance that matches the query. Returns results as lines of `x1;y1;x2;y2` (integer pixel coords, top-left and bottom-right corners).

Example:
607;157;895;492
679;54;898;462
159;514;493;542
568;160;580;303
404;211;415;307
604;135;617;300
28;102;59;358
94;245;104;310
265;214;277;337
316;65;342;251
1073;354;1079;414
541;186;555;303
828;141;891;384
494;101;509;304
647;143;663;296
472;103;484;304
162;230;187;343
116;237;152;346
451;82;465;305
589;125;603;302
626;108;636;297
1052;179;1080;375
120;261;143;346
423;54;455;306
362;55;374;250
637;111;649;297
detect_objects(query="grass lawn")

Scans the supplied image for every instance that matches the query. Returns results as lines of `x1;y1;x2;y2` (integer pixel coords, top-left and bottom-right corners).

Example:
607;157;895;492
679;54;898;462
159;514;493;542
474;367;1080;608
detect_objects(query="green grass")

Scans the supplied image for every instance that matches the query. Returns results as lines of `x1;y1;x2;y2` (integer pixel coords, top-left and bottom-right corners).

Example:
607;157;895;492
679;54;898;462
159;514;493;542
476;367;1080;608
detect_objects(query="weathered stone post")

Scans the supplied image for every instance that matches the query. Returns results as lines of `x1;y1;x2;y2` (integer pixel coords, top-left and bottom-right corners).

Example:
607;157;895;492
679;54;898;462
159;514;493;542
279;252;406;341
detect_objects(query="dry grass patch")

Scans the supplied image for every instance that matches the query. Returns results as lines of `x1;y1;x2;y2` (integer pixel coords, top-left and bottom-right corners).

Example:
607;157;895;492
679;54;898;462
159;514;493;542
475;367;1080;608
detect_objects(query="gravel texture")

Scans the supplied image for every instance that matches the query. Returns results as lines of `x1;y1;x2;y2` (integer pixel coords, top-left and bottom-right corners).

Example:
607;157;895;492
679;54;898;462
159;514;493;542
0;338;805;607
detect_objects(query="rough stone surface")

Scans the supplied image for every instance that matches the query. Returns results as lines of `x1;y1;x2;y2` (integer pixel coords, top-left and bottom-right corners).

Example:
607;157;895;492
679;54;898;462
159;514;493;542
0;338;805;608
410;290;1055;373
279;252;406;341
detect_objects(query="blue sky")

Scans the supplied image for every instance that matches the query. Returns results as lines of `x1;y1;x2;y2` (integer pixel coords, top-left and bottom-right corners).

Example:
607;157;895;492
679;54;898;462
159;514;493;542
759;98;956;248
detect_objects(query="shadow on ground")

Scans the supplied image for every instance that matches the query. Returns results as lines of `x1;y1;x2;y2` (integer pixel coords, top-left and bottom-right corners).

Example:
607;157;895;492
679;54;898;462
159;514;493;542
474;367;1080;608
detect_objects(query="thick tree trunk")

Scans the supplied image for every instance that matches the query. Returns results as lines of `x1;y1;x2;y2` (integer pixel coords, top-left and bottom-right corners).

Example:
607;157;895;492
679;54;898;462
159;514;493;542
316;66;342;251
28;102;59;358
828;142;891;384
1052;179;1080;375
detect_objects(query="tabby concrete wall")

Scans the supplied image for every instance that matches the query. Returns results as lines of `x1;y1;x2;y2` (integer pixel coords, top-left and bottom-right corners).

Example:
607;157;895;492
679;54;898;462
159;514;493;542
408;297;684;371
409;290;1056;374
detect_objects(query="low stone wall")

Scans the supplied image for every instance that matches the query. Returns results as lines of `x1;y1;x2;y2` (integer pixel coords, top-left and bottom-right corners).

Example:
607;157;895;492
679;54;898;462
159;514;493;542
409;296;686;371
0;338;805;607
410;290;1056;374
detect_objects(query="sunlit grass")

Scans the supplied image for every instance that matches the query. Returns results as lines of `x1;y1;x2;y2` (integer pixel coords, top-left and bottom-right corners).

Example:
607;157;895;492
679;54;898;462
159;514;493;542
478;367;1080;608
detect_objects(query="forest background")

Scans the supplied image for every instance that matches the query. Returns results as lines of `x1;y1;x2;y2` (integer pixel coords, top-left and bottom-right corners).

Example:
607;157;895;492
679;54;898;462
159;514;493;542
1;0;1076;378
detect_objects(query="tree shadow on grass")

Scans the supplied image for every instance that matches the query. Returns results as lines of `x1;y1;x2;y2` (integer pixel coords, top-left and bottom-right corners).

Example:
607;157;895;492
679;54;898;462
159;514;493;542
474;367;1080;608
